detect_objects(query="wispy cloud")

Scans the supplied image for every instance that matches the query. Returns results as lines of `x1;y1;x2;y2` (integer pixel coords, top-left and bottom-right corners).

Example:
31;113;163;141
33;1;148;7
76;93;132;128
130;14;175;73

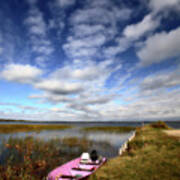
24;1;54;67
63;0;132;60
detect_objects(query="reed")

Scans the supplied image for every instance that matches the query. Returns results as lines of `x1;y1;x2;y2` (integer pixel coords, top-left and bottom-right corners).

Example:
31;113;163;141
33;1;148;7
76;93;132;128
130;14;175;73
0;124;72;133
83;126;135;133
0;136;91;179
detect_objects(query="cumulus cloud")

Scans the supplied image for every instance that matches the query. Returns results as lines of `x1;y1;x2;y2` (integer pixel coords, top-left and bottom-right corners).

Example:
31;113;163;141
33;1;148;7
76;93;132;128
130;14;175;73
0;64;42;83
137;27;180;66
28;59;122;113
103;13;160;57
35;79;84;95
29;93;73;104
123;14;159;40
103;0;180;58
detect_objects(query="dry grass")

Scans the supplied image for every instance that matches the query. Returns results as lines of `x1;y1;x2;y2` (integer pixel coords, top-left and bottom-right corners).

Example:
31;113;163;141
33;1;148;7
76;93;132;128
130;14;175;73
89;122;180;180
83;126;135;133
0;124;72;133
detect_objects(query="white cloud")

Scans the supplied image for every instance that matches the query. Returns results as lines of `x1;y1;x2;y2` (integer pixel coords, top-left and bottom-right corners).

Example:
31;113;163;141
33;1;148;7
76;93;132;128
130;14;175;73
123;14;159;40
63;34;106;58
28;59;121;109
137;27;180;66
24;4;54;67
64;0;131;60
149;0;180;12
141;67;180;91
104;37;131;57
30;93;72;103
66;34;106;49
25;8;47;36
51;59;121;81
71;24;105;38
35;79;84;95
104;13;159;57
0;64;42;83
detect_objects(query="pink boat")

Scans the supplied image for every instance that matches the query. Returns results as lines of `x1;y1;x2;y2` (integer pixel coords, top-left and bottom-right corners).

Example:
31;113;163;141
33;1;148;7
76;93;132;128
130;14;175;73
47;156;107;180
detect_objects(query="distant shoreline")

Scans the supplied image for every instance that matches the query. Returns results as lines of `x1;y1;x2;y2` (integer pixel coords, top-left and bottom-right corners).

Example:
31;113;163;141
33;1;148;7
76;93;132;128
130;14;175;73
0;118;180;124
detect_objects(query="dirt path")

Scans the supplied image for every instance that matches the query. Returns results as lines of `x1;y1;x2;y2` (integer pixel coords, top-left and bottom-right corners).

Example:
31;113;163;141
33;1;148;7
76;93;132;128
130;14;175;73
164;130;180;138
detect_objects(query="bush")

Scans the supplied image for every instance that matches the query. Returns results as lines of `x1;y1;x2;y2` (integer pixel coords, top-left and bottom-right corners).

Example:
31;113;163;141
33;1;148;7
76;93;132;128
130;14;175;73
150;121;169;129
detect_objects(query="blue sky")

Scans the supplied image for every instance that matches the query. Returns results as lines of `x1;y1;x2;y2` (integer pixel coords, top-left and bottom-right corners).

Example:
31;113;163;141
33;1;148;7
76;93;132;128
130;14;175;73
0;0;180;121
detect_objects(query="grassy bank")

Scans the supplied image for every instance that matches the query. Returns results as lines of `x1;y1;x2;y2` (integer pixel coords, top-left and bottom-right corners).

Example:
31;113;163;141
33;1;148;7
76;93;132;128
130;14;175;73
83;126;135;133
89;121;180;180
0;124;72;133
0;136;92;180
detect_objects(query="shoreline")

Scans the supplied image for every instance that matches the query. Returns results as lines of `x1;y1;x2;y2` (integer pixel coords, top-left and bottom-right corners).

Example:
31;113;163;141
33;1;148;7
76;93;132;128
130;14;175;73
89;122;180;180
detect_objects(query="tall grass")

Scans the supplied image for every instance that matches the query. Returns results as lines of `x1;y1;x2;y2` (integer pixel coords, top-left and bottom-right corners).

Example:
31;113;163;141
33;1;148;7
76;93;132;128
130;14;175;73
0;124;72;133
0;136;91;179
83;126;135;133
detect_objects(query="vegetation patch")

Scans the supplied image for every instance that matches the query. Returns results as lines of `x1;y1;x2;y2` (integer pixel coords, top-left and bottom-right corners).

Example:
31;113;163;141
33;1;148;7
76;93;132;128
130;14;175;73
150;121;170;129
0;137;91;180
0;124;72;133
89;122;180;180
83;126;135;133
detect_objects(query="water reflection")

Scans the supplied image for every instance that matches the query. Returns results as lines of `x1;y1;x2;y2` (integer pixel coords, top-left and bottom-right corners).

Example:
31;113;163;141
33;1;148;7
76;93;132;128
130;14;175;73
0;127;134;158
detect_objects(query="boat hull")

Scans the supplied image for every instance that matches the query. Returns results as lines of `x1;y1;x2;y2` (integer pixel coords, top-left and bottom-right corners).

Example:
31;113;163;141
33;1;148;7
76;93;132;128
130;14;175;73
47;157;107;180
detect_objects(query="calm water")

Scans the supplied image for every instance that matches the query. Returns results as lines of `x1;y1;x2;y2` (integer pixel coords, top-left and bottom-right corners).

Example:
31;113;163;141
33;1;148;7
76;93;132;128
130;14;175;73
0;121;179;158
0;125;135;158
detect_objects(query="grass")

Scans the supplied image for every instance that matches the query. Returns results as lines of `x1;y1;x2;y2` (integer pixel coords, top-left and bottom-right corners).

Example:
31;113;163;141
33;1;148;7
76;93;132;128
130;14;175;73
89;121;180;180
0;136;92;180
83;126;135;133
0;124;72;133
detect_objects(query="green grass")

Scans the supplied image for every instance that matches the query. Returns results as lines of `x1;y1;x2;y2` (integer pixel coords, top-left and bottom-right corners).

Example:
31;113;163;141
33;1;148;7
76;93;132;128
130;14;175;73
89;122;180;180
83;126;135;133
0;124;72;133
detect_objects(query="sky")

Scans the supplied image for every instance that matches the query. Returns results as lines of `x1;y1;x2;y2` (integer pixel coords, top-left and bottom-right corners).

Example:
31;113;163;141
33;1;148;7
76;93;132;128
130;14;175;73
0;0;180;121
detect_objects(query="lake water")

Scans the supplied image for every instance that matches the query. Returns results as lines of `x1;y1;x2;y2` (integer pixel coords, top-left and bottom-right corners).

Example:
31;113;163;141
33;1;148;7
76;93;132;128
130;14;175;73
0;126;135;158
0;121;179;158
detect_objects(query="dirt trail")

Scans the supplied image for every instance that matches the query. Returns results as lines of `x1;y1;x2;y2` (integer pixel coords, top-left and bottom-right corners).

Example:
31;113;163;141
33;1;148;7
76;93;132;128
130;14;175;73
164;130;180;138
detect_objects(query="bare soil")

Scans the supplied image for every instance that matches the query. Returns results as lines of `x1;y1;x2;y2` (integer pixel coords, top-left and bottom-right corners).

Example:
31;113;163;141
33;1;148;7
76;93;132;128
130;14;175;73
164;130;180;138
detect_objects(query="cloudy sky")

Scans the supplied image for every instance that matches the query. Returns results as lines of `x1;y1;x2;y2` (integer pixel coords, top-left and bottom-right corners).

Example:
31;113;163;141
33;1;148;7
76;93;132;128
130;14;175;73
0;0;180;121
